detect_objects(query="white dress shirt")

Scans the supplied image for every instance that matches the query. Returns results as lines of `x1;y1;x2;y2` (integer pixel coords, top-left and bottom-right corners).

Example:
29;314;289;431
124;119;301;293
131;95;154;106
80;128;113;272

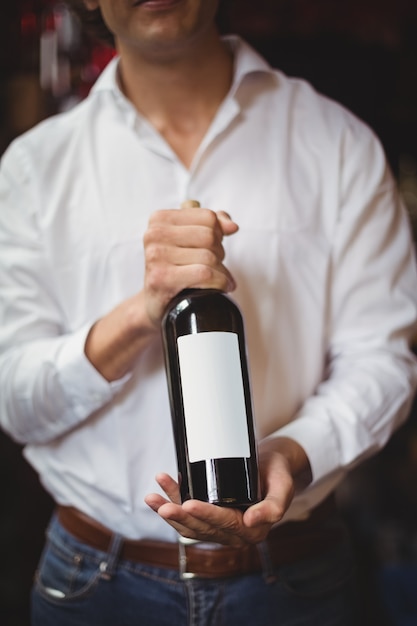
1;37;417;541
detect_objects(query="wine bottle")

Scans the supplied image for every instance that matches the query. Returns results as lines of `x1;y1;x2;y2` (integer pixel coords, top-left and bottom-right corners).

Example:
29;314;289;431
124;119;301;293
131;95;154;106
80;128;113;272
161;201;260;510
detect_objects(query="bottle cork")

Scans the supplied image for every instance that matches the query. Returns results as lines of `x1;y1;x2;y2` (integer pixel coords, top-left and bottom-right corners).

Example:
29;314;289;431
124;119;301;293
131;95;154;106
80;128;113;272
181;200;201;209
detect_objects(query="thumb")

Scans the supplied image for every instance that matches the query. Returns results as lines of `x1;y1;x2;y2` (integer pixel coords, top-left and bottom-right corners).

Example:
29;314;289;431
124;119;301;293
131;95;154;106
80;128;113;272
243;495;287;528
217;210;239;236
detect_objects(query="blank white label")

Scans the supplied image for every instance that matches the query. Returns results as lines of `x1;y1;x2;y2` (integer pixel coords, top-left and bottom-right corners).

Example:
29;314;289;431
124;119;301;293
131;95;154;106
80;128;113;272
177;331;250;463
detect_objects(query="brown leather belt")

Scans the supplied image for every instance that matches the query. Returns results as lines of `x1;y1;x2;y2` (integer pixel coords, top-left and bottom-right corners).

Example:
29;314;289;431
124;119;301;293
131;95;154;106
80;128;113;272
57;496;344;579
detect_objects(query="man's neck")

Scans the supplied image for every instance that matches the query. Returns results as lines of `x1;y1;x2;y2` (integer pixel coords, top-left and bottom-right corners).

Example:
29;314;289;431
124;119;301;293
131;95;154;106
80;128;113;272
117;30;233;168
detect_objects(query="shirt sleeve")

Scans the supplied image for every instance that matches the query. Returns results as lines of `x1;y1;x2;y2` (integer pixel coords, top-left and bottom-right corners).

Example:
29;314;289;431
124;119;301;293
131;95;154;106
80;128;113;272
274;118;417;484
0;140;128;445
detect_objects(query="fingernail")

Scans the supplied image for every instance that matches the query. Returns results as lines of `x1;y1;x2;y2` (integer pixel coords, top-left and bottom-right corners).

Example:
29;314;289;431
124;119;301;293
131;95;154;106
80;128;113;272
218;210;233;221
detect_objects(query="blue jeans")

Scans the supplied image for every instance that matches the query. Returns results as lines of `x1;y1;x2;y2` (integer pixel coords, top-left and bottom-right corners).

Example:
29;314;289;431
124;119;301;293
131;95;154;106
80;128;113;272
31;514;360;626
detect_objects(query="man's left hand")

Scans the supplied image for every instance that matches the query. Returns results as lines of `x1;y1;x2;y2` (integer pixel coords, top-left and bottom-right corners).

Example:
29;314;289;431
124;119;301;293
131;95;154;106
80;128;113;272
144;437;312;546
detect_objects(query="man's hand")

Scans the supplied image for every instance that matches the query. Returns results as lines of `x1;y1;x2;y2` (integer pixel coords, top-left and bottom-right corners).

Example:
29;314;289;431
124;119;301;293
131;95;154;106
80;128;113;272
84;204;238;381
143;206;238;327
144;437;312;546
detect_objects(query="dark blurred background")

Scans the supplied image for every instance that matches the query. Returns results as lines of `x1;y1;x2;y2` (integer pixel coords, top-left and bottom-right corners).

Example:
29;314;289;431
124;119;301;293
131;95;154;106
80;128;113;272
1;1;417;625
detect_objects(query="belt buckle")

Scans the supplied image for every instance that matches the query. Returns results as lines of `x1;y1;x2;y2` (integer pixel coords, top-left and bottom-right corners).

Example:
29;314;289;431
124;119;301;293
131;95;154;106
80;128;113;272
178;535;200;580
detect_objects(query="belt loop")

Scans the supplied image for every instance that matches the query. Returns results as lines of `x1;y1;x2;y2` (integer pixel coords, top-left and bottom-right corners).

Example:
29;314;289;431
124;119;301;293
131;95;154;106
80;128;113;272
99;532;124;581
178;535;200;580
257;540;278;583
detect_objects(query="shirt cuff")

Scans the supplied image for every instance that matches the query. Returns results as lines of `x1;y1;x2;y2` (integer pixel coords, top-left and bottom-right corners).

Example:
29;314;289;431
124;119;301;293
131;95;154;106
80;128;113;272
56;323;131;423
269;415;341;484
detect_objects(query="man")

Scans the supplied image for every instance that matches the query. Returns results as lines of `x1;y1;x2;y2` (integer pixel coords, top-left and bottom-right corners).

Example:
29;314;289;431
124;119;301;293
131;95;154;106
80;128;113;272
1;0;416;624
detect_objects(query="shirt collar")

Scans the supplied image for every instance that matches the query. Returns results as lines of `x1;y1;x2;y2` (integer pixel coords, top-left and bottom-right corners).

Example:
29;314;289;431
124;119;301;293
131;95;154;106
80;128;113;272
225;35;273;95
90;35;274;103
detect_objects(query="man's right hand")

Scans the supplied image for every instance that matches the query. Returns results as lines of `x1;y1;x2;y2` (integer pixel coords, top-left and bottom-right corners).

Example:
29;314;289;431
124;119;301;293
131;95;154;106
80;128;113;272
143;205;239;327
84;205;238;382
